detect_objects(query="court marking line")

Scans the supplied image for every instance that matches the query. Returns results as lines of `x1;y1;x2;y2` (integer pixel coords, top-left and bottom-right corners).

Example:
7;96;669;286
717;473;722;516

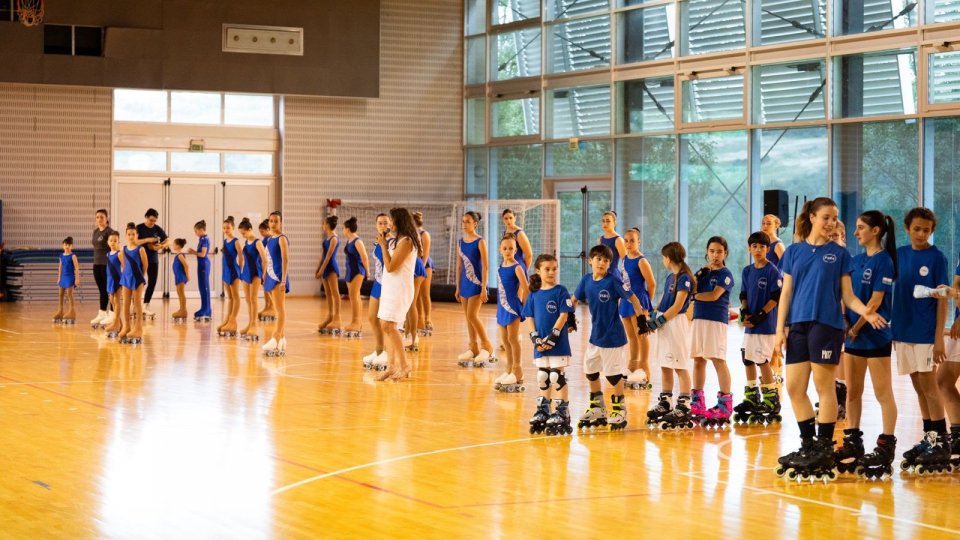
679;470;960;535
0;374;112;411
715;431;775;461
0;327;20;334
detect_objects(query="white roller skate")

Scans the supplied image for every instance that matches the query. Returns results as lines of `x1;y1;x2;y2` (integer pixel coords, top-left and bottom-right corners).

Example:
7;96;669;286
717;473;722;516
90;310;106;328
472;349;494;368
362;351;379;369
457;350;476;367
101;310;116;328
498;373;525;393
493;371;509;390
371;351;389;371
142;305;156;320
626;369;653;390
262;337;284;357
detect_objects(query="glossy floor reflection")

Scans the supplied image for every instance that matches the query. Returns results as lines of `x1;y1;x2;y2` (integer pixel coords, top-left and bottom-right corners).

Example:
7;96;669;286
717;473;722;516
1;299;958;539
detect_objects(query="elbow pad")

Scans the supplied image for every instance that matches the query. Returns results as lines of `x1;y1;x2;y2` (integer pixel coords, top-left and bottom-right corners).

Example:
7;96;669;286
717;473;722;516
739;291;748;304
769;289;782;303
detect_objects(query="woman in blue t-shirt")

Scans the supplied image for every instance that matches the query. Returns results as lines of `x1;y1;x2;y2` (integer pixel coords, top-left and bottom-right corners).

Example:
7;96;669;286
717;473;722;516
835;210;899;478
773;197;885;481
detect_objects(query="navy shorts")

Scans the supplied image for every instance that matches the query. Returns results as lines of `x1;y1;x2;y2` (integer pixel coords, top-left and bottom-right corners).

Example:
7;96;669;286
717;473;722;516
786;322;844;365
844;343;893;359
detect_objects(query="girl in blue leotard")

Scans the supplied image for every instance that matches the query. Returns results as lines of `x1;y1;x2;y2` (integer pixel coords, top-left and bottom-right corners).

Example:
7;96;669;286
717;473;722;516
54;236;80;323
456;211;494;365
343;216;369;337
363;213;392;368
170;238;190;321
413;212;433;335
102;231;124;335
218;216;244;336
623;227;657;388
494;235;529;391
119;222;148;342
262;211;290;353
188;220;212;321
238;218;267;338
316;215;342;334
502;208;533;270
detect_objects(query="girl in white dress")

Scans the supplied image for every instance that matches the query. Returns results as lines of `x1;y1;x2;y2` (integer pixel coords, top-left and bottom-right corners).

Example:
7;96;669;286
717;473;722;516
376;207;422;381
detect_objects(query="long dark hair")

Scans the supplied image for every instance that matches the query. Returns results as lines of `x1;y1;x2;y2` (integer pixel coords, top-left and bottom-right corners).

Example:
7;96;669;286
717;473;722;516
859;210;898;278
529;253;557;292
661;242;695;291
796;197;837;241
705;235;728;266
390;208;422;257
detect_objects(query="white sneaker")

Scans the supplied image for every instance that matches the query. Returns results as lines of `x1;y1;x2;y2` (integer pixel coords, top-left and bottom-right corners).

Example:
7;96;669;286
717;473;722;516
90;310;106;325
457;350;475;361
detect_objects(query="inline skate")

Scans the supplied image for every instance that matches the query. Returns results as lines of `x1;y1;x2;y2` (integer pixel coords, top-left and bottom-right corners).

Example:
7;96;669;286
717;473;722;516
733;386;760;425
900;431;952;475
577;391;607;431
834;428;865;474
530;396;551;434
608;394;627;431
751;386;783;425
777;438;838;483
690;388;707;424
859;434;897;480
657;396;696;431
701;392;733;430
625;369;653;390
646;393;673;428
814;380;847;422
545;400;573;436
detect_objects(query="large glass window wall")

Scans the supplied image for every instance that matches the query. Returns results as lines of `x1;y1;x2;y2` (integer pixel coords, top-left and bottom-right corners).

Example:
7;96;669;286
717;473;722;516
465;1;960;268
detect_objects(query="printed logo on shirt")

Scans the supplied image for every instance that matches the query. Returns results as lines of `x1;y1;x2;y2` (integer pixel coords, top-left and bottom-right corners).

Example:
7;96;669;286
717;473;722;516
758;277;768;290
682;280;691;289
546;301;558;314
862;268;873;283
710;277;718;289
823;254;837;264
821;350;833;360
882;277;893;285
920;266;930;277
598;290;611;303
777;279;783;288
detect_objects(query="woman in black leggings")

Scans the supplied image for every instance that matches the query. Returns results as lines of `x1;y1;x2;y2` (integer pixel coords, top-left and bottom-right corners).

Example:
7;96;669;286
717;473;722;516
90;209;116;326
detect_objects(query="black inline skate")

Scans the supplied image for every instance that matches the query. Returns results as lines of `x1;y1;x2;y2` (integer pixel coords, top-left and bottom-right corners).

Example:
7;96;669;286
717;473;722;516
545;399;572;436
901;431;952;475
733;386;760;425
608;394;627;431
777;438;838;482
657;396;696;431
646;392;673;428
834;428;865;474
529;396;551;435
836;380;847;422
752;386;783;425
859;434;897;480
577;391;608;431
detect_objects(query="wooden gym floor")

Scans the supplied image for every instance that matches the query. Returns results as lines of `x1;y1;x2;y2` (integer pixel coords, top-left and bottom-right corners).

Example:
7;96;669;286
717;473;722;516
1;298;959;539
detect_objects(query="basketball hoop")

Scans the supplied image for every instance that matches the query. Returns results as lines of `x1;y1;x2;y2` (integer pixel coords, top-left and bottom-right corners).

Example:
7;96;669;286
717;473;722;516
16;0;45;27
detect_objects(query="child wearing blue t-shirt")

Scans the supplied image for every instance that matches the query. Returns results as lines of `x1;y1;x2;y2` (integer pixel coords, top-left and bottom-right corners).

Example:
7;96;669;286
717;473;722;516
892;207;951;472
773;197;884;482
524;254;576;435
690;236;736;428
645;242;696;430
734;231;783;426
573;244;644;431
834;211;899;478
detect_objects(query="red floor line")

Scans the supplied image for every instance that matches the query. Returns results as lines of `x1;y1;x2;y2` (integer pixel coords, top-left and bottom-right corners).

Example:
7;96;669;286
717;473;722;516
0;374;112;411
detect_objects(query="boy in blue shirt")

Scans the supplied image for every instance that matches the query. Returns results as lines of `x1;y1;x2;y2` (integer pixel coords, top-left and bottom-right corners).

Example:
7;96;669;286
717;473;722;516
735;231;783;425
893;208;951;471
573;244;644;431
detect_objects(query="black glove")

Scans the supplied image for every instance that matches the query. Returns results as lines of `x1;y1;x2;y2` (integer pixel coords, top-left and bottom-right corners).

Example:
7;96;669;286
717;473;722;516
647;312;667;331
529;331;540;346
637;313;650;336
566;311;578;333
739;307;750;323
694;267;710;286
542;327;562;349
746;310;769;327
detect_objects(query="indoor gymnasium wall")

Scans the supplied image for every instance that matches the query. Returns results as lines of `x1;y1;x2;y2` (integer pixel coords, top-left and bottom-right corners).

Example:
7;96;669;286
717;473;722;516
282;0;464;295
0;83;112;249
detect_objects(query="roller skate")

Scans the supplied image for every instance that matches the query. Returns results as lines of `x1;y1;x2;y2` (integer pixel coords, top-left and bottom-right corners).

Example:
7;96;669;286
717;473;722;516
608;395;627;431
258;310;277;322
90;310;107;328
625;369;653;390
317;320;333;334
493;371;509;390
577;391;608;431
834;429;865;474
901;431;952;475
417;323;433;337
646;392;673;428
733;386;760;424
836;380;847;422
777;438;838;483
545;399;573;436
657;396;696;431
498;374;525;393
171;309;188;323
457;350;476;367
218;324;238;338
701;392;733;430
262;337;285;357
62;308;76;324
860;434;897;480
194;312;212;322
52;308;64;323
529;396;551;434
363;350;383;369
472;349;495;367
371;352;389;371
752;386;783;425
343;328;362;338
690;389;707;424
125;334;143;345
142;306;156;320
404;340;419;352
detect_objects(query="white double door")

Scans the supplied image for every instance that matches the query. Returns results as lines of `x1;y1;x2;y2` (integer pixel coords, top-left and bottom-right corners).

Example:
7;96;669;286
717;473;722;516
114;177;273;299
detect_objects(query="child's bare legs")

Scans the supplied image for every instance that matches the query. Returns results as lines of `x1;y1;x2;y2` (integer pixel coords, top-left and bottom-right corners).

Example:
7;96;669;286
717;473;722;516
260;287;275;318
173;284;187;318
129;285;144;338
507;320;522;381
54;289;65;319
421;268;433;329
711;358;731;394
230;281;241;328
119;288;132;338
273;288;286;340
345;275;364;332
623;316;639;372
368;297;384;354
65;288;76;319
405;277;424;347
379;319;409;380
466;295;492;353
105;293;122;333
498;325;512;377
240;280;260;335
461;298;479;355
937;362;960;427
638;334;652;376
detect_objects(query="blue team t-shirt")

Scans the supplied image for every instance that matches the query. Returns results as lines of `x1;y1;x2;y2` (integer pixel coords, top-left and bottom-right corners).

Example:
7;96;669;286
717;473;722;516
846;251;895;349
955;261;960;321
574;272;634;348
780;241;853;331
892;245;949;344
521;285;576;358
657;272;693;315
693;267;734;324
740;262;782;335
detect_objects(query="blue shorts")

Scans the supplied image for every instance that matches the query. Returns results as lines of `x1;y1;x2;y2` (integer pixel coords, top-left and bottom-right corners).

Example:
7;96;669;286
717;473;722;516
786;322;844;365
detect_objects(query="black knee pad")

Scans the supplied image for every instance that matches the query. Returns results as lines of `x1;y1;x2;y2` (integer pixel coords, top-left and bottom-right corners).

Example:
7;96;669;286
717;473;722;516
550;369;567;391
606;374;623;386
585;372;600;382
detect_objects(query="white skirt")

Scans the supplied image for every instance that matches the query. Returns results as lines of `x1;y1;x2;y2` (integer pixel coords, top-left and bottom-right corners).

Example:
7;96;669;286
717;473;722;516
377;254;416;324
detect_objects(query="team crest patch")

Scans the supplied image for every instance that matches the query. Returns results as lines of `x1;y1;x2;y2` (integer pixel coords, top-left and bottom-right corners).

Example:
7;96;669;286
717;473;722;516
547;301;558;314
758;277;768;290
724;276;732;286
920;266;929;277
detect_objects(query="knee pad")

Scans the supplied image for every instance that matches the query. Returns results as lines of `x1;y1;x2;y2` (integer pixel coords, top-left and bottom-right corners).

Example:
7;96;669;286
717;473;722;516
606;374;623;386
550;369;567;391
537;368;551;391
585;372;600;382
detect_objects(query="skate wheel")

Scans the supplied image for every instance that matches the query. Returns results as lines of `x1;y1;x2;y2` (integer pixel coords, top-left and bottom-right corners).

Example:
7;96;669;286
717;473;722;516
900;461;911;471
775;466;786;478
786;469;799;480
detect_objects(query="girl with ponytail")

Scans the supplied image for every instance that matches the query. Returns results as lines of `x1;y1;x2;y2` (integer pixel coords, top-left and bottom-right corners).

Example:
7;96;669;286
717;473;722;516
218;216;243;336
836;210;899;478
455;211;494;366
773;197;885;481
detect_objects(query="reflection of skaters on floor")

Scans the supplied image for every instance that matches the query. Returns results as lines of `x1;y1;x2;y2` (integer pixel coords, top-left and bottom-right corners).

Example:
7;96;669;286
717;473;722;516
58;329;76;386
